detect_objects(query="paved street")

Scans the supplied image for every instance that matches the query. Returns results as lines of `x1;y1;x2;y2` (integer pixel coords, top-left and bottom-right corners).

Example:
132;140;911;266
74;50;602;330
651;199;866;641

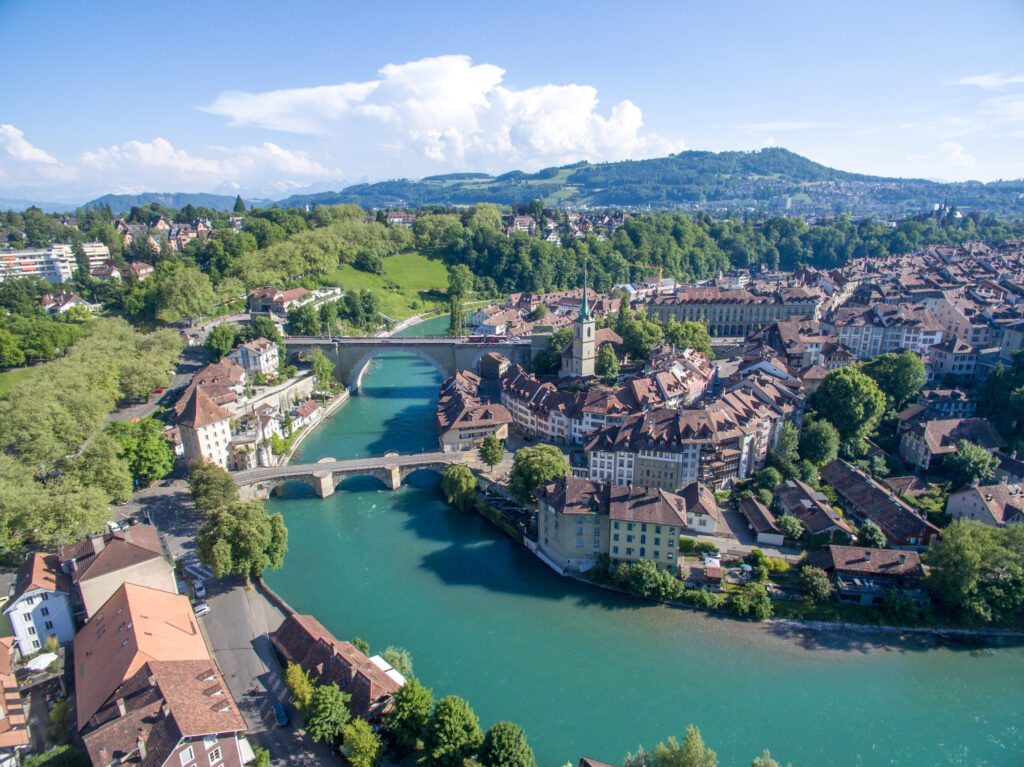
108;345;209;423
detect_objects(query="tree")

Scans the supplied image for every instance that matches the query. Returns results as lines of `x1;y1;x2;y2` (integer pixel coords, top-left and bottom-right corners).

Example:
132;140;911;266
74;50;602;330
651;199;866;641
448;297;465;337
196;500;288;585
944;440;999;488
387;676;434;753
353;252;384;274
341;717;383;767
0;329;25;368
66;434;133;504
527;303;547;321
423;695;484;767
187;460;240;514
22;746;90;767
351;636;370;655
382;646;413;678
861;351;927;409
810;367;886;449
776;514;805;541
750;751;790;767
857;520;886;549
509;444;570;503
729;583;772;620
156;267;215;321
621;314;663;361
233;195;246;213
441;464;477;511
250;748;270;767
753;467;783;491
478;434;504;469
447;264;473;300
205;324;236;362
798;420;840;466
662;318;713;358
798;566;834;603
621;746;655;767
596;342;620;381
652;725;718;767
106;418;174;486
479;721;537;767
305;683;351;744
310;348;339;394
284;662;315;711
925;520;1024;623
776;422;799;463
288;303;321;336
532;327;572;375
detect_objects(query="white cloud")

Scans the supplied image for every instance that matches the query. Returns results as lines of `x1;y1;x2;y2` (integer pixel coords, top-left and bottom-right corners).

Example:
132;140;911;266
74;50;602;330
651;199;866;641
941;142;976;168
0;124;58;164
80;137;337;191
202;54;683;171
955;72;1024;90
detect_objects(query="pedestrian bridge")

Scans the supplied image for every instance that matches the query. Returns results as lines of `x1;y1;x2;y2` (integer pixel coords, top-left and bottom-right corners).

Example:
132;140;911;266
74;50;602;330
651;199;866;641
233;451;464;499
284;335;535;389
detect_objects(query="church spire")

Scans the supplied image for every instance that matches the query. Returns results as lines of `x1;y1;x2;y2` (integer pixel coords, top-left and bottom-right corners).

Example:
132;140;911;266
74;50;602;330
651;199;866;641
580;261;591;320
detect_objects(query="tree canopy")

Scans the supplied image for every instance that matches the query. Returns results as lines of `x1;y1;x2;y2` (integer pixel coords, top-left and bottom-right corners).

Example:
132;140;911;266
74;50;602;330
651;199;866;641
810;367;886;449
479;721;537;767
944;440;999;488
441;465;477;511
196;500;288;584
423;696;484;767
861;351;927;409
508;445;570;503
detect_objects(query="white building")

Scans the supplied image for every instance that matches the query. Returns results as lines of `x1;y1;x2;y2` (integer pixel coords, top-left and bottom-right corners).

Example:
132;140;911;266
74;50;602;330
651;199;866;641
80;242;111;270
177;387;233;469
0;245;76;283
3;553;76;655
227;337;279;376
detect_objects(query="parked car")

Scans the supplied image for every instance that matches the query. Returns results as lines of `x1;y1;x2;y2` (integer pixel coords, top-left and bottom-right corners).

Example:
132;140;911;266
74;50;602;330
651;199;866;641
153;387;164;394
193;602;210;617
193;581;206;599
272;701;290;727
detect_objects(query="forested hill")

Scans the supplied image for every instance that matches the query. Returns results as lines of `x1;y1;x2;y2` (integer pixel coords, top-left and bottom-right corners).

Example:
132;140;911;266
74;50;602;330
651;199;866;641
84;192;270;213
275;148;1024;219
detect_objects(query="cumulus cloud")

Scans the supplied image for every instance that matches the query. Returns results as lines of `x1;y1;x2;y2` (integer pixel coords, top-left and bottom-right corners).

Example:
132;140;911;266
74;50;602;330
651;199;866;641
955;72;1024;90
202;54;683;170
0;124;58;164
941;141;976;168
80;138;337;191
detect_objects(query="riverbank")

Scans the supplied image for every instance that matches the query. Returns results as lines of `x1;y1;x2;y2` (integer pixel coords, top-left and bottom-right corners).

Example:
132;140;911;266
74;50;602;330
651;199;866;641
280;389;351;466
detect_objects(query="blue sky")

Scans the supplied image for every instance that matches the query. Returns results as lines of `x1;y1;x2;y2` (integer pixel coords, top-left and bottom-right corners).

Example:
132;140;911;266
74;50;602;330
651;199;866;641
1;0;1022;202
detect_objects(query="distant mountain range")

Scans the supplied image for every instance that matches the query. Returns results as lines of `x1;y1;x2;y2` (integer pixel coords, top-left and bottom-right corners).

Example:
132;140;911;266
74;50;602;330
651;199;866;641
23;147;1024;218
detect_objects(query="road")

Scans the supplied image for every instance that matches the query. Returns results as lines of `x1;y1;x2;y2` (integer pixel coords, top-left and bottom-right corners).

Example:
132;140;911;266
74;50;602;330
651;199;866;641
108;344;209;423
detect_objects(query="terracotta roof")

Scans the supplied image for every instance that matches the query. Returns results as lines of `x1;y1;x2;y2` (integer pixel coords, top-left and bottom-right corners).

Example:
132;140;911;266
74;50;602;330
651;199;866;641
880;475;934;499
808;545;923;578
951;484;1024;525
59;525;164;582
74;583;209;730
579;759;616;767
8;553;70;606
737;497;781;535
177;386;231;429
776;479;854;535
0;670;28;750
919;418;1005;456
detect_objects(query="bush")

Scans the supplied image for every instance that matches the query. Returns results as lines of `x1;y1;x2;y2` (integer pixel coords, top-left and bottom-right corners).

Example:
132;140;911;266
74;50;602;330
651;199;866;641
766;557;790;574
798;566;834;603
681;588;726;610
729;583;773;620
679;537;718;554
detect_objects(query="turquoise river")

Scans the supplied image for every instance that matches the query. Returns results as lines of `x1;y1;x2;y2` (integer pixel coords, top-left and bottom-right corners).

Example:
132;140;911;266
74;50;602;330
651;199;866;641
265;315;1024;766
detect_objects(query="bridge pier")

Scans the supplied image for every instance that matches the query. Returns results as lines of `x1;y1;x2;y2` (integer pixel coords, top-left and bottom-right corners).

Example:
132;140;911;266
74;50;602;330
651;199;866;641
383;466;401;490
312;471;336;498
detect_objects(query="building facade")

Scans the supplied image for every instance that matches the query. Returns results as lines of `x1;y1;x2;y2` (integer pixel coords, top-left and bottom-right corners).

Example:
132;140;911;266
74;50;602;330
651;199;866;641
3;553;76;655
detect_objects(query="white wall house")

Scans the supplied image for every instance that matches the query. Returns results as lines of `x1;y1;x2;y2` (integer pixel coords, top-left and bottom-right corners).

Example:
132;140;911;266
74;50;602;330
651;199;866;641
228;337;279;376
3;553;76;655
178;387;233;469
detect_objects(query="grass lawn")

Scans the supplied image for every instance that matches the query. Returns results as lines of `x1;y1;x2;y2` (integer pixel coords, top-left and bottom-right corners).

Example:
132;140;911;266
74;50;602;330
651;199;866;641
0;367;37;396
323;251;451;322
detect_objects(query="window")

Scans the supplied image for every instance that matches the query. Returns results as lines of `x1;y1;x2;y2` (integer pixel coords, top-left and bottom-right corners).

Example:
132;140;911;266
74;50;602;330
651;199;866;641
612;546;619;554
41;593;48;601
208;748;222;766
640;535;646;545
655;526;662;534
40;607;49;616
180;746;195;766
44;621;52;630
613;534;619;542
626;535;633;543
204;736;217;750
654;537;661;547
626;523;634;531
31;640;39;650
641;523;647;532
576;538;583;548
625;547;633;556
26;627;35;636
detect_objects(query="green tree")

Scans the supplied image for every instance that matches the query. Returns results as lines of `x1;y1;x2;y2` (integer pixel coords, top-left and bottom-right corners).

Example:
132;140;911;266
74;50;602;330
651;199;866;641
621;746;655;767
861;351;927;409
205;324;236;362
509;444;570;503
798;420;840;466
478;434;505;469
22;746;90;767
753;467;783;491
284;662;315;711
621;314;663;361
387;676;434;753
441;464;477;511
65;434;133;504
106;418;174;485
729;583;772;620
776;514;805;541
662;318;713;358
382;646;413;678
447;264;473;300
798;566;834;602
596;342;620;381
776;422;799;462
351;636;370;655
652;725;718;767
857;520;886;549
810;367;886;449
305;683;351;744
0;329;25;368
944;440;999;488
310;348;339;394
156;266;216;321
341;717;383;767
531;327;572;376
233;195;246;213
196;500;288;585
288;303;321;335
750;751;790;767
187;460;240;514
250;748;270;767
527;303;547;321
479;721;537;767
423;695;484;767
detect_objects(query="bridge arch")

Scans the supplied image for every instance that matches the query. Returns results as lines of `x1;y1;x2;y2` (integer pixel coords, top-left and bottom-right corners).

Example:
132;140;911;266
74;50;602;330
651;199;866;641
347;347;451;390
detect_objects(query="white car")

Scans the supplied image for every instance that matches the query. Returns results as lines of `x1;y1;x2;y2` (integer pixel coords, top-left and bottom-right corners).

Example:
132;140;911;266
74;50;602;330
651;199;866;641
193;603;210;617
193;581;206;599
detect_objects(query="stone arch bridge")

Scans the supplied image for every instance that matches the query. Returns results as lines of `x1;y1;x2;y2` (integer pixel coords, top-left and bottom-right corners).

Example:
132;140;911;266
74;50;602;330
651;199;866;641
234;452;465;500
284;335;535;389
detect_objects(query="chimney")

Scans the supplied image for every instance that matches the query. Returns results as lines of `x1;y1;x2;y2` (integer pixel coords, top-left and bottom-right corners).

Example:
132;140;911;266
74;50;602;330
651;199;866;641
899;554;907;565
137;736;146;761
116;698;127;717
863;550;871;562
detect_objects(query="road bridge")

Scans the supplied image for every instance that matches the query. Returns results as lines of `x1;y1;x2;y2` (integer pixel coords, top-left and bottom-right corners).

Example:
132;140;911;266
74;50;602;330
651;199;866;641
233;451;464;499
284;335;535;389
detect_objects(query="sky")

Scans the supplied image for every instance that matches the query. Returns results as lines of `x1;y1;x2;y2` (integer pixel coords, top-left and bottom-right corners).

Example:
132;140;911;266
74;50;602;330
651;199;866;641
1;0;1023;204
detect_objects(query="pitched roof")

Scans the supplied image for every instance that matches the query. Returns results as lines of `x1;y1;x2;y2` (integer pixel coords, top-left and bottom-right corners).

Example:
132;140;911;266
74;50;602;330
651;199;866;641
918;418;1006;456
952;484;1024;525
74;583;209;730
737;496;781;535
808;545;923;578
58;524;164;582
8;553;70;606
177;385;231;429
776;479;854;535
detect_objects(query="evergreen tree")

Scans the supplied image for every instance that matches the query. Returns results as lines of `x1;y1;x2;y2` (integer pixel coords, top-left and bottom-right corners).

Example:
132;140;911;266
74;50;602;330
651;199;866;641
423;696;484;767
479;721;537;767
233;195;246;213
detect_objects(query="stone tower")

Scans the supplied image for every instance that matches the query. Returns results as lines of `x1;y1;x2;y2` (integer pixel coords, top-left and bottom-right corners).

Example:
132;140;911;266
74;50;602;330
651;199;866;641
568;264;596;378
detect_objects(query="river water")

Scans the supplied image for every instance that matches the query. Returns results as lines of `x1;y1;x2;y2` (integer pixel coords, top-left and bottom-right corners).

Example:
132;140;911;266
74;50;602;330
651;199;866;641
266;315;1024;766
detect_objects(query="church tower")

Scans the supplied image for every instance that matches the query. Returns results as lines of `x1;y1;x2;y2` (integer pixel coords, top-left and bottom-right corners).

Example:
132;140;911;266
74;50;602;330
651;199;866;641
569;263;596;378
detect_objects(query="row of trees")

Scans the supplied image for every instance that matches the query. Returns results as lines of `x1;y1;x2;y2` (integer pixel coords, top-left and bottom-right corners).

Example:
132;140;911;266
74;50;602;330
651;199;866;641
620;724;789;767
0;319;182;548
